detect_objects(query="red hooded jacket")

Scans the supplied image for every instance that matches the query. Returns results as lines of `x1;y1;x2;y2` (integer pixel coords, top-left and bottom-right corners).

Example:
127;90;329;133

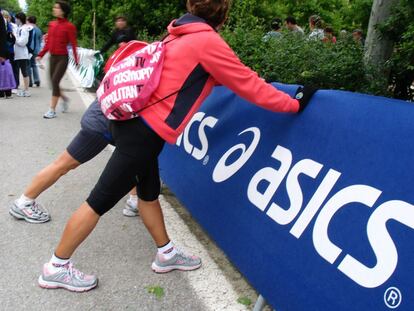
141;14;300;144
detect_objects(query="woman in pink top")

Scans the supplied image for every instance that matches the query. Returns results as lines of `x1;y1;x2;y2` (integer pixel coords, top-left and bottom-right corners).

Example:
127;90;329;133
38;0;317;292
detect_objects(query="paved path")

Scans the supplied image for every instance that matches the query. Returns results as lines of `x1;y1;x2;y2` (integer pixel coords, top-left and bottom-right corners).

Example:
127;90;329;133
0;69;259;310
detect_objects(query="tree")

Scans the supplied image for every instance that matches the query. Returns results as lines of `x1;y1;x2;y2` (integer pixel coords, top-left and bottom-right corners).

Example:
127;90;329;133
0;0;22;13
364;0;400;67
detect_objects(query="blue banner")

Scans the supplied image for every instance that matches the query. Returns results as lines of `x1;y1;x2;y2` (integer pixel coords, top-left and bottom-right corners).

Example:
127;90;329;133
159;83;414;311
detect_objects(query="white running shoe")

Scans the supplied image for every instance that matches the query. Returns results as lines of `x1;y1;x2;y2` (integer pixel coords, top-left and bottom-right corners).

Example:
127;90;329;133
123;198;139;217
38;261;98;292
16;90;31;97
43;110;57;119
9;200;50;224
61;98;69;113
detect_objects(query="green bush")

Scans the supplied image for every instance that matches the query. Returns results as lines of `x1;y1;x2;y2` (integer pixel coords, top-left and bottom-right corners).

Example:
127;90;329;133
222;27;388;97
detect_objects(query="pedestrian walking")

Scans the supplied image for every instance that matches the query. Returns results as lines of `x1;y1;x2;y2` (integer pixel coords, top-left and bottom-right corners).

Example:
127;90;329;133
37;0;78;119
99;15;136;55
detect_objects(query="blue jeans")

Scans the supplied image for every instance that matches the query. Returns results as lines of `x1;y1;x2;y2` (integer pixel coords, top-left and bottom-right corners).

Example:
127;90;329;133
29;55;40;86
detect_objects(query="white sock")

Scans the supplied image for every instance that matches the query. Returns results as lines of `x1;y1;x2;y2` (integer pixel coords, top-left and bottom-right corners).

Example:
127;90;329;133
17;194;34;206
157;241;177;260
50;254;70;267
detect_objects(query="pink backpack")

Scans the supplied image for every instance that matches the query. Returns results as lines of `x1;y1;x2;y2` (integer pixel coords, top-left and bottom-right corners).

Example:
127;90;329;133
97;40;166;120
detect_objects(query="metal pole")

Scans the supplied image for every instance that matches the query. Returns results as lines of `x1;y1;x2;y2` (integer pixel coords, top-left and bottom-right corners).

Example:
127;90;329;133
253;295;267;311
92;0;96;50
93;11;96;50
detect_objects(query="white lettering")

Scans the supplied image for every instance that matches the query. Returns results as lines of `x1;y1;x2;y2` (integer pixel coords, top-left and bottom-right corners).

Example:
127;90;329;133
247;146;291;211
267;159;323;225
338;200;414;288
313;185;382;264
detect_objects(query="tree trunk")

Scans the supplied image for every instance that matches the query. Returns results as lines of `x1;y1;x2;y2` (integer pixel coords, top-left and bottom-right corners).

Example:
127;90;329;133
364;0;399;66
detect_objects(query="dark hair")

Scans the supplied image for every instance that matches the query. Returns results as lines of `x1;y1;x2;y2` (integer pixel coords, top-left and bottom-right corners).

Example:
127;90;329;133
271;18;282;31
28;16;37;24
309;15;323;28
353;29;363;35
15;12;26;24
324;27;334;34
56;0;71;18
187;0;232;28
285;16;297;25
115;15;127;22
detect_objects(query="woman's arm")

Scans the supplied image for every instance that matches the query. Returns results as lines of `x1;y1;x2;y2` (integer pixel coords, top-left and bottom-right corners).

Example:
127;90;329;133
200;34;299;113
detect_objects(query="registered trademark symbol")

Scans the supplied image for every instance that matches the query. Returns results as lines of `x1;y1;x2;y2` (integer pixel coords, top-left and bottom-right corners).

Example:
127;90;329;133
203;155;210;165
384;287;402;309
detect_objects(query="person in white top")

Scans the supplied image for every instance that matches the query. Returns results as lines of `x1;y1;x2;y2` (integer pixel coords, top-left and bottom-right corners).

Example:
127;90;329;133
308;15;324;40
14;12;32;97
285;16;305;35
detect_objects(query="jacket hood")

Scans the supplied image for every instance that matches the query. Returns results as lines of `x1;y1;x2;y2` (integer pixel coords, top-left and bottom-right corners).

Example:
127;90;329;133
168;13;215;36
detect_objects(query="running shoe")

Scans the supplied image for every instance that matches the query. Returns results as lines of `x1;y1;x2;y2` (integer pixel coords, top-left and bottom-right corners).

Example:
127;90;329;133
61;98;69;113
122;198;139;217
43;110;57;119
151;248;202;273
9;200;50;224
16;90;31;97
38;261;98;292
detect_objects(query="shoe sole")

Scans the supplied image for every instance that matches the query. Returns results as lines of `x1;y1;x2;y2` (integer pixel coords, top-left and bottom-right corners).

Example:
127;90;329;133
151;261;202;273
43;115;57;119
38;275;98;292
9;207;50;224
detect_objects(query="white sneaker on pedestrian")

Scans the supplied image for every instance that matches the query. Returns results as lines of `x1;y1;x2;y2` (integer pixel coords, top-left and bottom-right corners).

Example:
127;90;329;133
43;110;57;119
11;89;18;94
123;198;139;217
16;90;31;97
9;200;50;223
61;98;69;113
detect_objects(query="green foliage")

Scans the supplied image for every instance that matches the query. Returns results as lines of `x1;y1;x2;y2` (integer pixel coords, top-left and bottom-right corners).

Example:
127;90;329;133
25;0;412;100
0;0;22;13
27;0;186;49
237;297;252;306
222;27;388;97
146;285;164;299
379;0;414;100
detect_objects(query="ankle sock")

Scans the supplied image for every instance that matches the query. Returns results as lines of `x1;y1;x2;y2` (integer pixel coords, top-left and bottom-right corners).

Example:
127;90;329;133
17;194;34;206
50;253;70;267
157;241;177;260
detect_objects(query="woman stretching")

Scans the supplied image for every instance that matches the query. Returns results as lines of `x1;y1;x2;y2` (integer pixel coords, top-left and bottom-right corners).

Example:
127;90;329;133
38;0;317;292
37;0;78;119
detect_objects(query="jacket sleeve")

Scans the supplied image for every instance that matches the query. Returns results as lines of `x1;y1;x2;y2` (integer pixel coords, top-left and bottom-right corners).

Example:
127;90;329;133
100;31;116;54
38;23;51;58
68;23;78;64
199;34;299;113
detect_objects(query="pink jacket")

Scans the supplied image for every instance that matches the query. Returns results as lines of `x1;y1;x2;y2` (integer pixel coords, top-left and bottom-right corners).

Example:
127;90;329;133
141;14;299;144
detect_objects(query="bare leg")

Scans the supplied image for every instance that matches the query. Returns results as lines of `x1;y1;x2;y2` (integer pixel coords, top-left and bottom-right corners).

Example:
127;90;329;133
50;95;59;110
25;150;80;199
55;202;100;259
129;187;137;196
23;76;30;91
138;199;170;247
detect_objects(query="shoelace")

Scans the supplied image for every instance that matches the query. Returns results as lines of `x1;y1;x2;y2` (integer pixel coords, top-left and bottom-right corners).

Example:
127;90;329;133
66;262;85;280
29;202;48;217
174;248;194;263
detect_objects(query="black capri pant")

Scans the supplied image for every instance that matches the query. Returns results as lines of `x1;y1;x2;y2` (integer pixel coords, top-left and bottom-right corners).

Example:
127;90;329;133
49;54;68;97
86;117;165;216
